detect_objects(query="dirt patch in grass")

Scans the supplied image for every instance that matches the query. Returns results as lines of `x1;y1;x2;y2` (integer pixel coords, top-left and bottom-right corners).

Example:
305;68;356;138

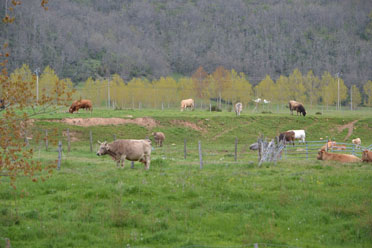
170;120;205;132
335;120;359;141
57;117;158;129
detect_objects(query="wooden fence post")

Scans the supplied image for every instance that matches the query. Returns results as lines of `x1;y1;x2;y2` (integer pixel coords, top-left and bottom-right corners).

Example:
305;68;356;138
131;161;134;169
89;130;93;152
57;141;62;170
254;243;259;248
113;134;116;141
67;128;71;153
45;130;48;151
209;103;211;112
234;137;238;161
24;130;29;147
198;140;203;169
184;138;187;160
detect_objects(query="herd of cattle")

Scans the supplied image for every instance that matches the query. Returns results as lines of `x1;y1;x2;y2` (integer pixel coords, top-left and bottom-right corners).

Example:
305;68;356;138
66;98;372;169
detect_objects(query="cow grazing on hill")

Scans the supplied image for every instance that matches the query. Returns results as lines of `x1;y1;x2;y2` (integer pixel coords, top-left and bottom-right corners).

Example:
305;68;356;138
362;150;372;162
279;131;295;146
234;102;243;116
287;130;306;143
152;132;165;147
352;138;361;149
180;99;194;111
317;150;361;163
69;99;93;113
96;139;152;170
288;100;306;116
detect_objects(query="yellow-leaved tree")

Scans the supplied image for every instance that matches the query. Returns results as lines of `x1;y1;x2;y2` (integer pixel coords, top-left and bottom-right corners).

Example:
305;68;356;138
225;70;252;106
303;70;320;106
350;85;361;110
288;69;306;102
320;71;347;109
255;75;275;101
363;80;372;106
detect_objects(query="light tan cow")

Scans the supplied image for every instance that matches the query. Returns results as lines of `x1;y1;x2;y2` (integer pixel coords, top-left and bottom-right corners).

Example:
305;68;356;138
362;150;372;162
96;139;152;169
180;99;194;111
321;141;346;151
152;132;165;147
317;150;361;163
352;138;361;148
234;102;243;116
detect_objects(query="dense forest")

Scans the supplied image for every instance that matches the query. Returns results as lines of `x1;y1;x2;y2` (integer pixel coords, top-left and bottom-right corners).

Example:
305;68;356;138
1;0;372;87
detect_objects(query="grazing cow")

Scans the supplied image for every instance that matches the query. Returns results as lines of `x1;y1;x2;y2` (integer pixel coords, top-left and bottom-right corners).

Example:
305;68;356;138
321;141;347;151
180;99;194;111
96;139;152;170
278;131;295;146
234;102;243;116
152;132;165;147
362;150;372;162
69;99;93;113
352;138;361;149
317;150;361;163
287;130;306;143
288;100;306;116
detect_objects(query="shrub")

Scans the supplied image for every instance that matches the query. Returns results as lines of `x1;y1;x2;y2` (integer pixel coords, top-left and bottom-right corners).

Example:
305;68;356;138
316;112;322;115
210;106;222;112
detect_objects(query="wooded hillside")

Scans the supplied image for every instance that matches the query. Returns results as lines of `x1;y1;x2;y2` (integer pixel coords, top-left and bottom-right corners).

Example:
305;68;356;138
1;0;372;86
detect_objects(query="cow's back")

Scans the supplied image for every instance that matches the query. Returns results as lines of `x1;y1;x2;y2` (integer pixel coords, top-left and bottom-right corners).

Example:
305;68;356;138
111;139;151;160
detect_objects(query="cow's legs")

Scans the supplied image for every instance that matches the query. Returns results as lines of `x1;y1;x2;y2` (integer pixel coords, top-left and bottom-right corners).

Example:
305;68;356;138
144;155;150;170
120;155;126;168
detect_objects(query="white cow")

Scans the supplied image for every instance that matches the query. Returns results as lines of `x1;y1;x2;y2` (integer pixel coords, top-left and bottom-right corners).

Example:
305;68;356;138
287;130;306;143
234;102;243;116
352;138;361;149
180;99;194;111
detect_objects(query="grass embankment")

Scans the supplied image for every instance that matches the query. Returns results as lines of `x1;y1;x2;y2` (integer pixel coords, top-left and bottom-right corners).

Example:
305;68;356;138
1;109;372;247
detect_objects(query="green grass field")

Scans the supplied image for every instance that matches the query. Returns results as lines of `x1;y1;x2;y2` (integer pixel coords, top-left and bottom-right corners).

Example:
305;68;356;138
1;108;372;248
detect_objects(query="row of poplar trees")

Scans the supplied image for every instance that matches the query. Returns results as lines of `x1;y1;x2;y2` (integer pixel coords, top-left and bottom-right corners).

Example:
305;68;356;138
8;64;372;109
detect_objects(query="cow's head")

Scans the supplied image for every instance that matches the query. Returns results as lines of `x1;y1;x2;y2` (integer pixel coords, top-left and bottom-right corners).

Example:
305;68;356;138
317;150;325;160
362;150;369;161
96;141;109;156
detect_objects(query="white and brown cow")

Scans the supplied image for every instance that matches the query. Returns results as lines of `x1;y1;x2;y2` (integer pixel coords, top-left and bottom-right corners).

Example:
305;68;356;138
180;99;194;111
96;139;152;169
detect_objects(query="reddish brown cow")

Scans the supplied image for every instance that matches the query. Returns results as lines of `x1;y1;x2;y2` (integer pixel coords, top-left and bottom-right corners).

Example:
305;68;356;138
317;150;361;163
278;131;295;146
69;99;93;113
362;150;372;162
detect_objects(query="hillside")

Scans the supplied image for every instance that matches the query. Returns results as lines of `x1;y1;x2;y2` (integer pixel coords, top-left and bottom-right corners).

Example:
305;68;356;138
1;0;372;85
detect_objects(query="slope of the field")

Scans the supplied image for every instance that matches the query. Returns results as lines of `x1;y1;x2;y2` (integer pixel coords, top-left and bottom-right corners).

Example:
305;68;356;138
1;109;372;248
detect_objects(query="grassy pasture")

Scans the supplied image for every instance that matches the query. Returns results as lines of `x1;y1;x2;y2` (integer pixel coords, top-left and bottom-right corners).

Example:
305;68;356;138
1;108;372;247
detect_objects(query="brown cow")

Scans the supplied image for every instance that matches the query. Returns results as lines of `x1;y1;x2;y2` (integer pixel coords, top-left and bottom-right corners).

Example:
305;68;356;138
278;131;295;146
362;150;372;162
96;139;152;169
289;100;306;116
317;150;361;163
69;99;93;113
152;132;165;147
321;141;347;151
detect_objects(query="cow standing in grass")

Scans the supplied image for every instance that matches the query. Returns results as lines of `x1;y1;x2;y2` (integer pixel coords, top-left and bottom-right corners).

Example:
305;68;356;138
152;132;165;147
234;102;243;116
288;100;306;116
96;139;152;169
278;131;295;146
69;99;93;113
180;99;194;111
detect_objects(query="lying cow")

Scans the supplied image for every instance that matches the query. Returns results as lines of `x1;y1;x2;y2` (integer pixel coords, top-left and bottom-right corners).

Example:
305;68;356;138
362;150;372;162
152;132;165;147
317;149;361;163
321;141;346;151
234;102;243;116
180;99;194;111
96;139;152;169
